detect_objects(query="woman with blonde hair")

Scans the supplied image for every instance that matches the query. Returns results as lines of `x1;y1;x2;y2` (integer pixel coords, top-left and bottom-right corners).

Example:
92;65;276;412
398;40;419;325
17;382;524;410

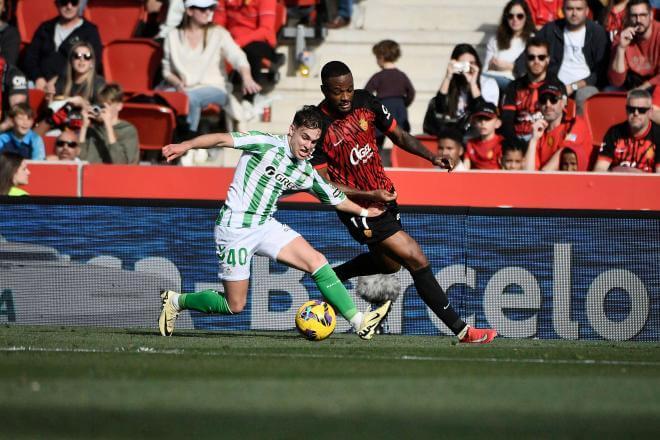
0;151;30;196
53;40;105;104
161;0;261;134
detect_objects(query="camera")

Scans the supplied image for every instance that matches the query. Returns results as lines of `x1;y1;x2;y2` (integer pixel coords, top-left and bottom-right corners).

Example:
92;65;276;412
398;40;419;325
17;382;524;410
531;112;544;122
452;61;471;74
90;105;102;115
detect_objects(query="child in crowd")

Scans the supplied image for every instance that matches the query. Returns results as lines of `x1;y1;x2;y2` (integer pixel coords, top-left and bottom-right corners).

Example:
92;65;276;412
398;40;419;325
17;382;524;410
365;39;415;149
499;137;527;170
437;127;467;171
559;147;579;171
464;102;504;169
0;103;45;160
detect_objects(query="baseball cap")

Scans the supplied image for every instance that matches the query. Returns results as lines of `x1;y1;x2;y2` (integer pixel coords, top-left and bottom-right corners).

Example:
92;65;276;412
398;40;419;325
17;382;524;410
470;101;499;119
184;0;217;8
538;78;567;98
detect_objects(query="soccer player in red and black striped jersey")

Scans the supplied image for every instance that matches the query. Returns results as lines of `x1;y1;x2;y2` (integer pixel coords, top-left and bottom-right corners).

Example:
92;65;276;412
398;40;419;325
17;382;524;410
311;61;497;344
594;89;659;173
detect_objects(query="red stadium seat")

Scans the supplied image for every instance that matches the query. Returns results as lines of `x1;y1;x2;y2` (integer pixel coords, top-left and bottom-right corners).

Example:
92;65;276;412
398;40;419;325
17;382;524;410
43;136;57;157
27;88;47;120
583;92;627;146
103;39;162;91
15;0;59;43
391;135;438;168
85;0;144;45
123;90;189;116
119;102;175;151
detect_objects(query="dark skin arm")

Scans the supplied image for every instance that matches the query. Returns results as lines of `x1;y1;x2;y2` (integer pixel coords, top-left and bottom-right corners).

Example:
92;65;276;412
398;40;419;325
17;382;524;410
316;167;397;203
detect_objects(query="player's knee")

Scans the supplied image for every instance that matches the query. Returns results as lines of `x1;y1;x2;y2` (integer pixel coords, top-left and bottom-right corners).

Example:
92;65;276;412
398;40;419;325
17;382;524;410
308;251;329;273
382;261;401;274
227;296;247;313
404;250;428;271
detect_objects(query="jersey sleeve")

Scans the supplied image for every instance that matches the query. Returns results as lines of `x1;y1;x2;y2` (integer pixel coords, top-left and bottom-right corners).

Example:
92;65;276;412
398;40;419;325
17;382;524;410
366;92;398;134
230;131;278;154
310;169;346;205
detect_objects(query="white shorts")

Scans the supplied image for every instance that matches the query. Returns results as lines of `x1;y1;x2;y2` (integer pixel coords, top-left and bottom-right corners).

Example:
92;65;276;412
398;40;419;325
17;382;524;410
214;218;301;281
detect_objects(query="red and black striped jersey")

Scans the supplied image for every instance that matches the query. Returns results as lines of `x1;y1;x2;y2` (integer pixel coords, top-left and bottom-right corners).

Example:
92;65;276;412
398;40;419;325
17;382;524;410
598;121;659;173
312;90;397;205
501;76;546;137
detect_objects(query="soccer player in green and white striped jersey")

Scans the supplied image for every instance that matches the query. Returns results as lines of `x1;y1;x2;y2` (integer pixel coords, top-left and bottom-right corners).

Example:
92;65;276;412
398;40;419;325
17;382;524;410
158;106;391;340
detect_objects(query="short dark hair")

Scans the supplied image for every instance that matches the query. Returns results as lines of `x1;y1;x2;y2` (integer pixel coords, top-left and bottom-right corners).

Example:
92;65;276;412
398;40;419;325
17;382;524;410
8;103;34;119
98;83;124;104
321;61;352;86
372;40;401;62
627;0;651;12
292;105;325;131
502;137;527;155
525;36;550;54
436;127;464;148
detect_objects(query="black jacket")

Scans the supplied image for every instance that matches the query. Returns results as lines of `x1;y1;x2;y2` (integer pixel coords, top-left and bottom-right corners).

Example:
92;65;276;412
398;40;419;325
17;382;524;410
23;18;103;82
514;19;610;87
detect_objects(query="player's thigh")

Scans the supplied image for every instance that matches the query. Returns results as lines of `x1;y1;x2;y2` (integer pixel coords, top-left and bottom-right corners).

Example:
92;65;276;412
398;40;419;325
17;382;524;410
222;279;250;312
276;236;328;273
365;244;402;274
214;224;259;282
372;230;429;271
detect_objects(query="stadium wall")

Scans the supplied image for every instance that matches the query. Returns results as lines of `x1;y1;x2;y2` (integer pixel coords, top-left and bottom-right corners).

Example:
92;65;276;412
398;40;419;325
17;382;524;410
1;198;658;341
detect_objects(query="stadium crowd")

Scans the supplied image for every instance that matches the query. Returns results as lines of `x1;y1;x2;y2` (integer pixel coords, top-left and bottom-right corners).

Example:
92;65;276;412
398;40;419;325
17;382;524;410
0;0;658;181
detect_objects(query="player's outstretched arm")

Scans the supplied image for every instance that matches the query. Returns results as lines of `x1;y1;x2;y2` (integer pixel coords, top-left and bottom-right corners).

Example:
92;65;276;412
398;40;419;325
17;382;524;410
162;133;235;162
316;167;397;203
335;199;384;217
386;125;452;169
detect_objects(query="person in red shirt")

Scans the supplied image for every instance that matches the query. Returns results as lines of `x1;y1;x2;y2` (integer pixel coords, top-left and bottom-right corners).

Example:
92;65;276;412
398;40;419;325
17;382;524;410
465;102;504;169
608;0;659;111
524;78;593;170
526;0;564;29
593;88;659;172
311;61;497;344
215;0;284;90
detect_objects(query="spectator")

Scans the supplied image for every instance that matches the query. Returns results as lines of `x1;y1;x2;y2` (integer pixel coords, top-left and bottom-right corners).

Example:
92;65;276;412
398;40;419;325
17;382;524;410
602;0;629;40
464;102;504;170
161;0;260;134
136;0;167;38
499;137;527;170
0;151;29;196
593;88;659;172
216;0;285;93
523;78;593;170
520;0;609;114
46;129;81;161
501;37;553;141
424;44;499;136
365;39;415;151
54;41;105;103
559;147;579;170
79;83;139;164
437;127;467;171
483;0;535;90
0;59;28;131
0;0;20;65
23;0;103;93
326;0;353;29
0;103;45;160
608;0;659;119
526;0;564;29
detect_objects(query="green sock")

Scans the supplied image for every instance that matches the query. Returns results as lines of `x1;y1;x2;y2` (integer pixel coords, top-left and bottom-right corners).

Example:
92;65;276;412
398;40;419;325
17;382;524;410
311;264;358;321
179;290;233;314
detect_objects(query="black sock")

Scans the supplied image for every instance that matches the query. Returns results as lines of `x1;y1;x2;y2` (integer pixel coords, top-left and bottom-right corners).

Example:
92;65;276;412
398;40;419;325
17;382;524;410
411;265;466;335
333;253;380;282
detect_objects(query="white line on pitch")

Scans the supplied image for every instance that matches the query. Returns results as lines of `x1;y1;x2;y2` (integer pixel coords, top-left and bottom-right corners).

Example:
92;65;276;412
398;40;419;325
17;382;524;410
1;346;659;367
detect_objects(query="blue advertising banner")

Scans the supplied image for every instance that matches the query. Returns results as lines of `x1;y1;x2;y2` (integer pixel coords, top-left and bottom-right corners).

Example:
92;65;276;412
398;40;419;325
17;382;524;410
1;199;658;341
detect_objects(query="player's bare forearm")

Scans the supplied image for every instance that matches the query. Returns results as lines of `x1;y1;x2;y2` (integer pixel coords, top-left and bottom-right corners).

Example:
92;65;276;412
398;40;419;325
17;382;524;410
162;133;235;162
335;199;384;217
387;126;434;162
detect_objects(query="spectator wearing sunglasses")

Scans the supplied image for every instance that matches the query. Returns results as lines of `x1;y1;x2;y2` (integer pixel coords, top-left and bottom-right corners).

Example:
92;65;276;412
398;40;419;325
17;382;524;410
23;0;103;94
594;88;659;172
54;41;105;103
515;0;610;115
47;129;81;161
501;37;556;140
523;78;593;170
608;0;659;122
483;0;535;91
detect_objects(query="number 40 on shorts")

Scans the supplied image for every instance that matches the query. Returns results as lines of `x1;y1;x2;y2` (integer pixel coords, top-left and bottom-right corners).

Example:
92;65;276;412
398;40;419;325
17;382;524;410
217;246;248;266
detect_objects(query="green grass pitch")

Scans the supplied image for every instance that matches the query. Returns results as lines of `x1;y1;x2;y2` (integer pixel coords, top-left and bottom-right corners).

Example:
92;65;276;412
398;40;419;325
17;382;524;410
1;325;659;439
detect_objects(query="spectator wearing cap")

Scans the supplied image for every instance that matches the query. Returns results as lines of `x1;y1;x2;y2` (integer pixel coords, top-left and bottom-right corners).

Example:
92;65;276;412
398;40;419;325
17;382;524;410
593;88;659;173
608;0;660;122
464;102;504;170
499;137;527;170
501;37;554;141
23;0;103;94
524;78;593;170
515;0;610;115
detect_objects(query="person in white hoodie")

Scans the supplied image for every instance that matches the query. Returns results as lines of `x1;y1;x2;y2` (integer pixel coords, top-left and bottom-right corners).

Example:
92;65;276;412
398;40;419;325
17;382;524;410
161;0;261;133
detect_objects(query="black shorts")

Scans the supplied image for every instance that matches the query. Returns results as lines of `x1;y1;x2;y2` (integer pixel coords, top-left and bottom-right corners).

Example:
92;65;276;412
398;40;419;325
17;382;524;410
337;202;403;245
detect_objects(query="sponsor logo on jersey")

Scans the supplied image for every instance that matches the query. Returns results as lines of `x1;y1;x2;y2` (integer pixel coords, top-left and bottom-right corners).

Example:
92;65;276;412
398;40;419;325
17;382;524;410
349;143;374;165
381;104;391;120
565;133;577;142
265;165;298;190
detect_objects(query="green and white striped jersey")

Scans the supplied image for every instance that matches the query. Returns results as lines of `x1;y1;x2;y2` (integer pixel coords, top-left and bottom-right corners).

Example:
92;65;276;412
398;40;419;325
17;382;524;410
216;131;346;228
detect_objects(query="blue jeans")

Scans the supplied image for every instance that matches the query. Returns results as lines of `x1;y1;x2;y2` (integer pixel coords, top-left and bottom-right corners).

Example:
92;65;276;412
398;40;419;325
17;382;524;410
186;86;228;132
337;0;353;19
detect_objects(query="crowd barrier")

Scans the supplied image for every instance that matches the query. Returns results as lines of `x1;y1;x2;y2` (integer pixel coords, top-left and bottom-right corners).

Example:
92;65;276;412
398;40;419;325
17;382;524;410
1;197;658;341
